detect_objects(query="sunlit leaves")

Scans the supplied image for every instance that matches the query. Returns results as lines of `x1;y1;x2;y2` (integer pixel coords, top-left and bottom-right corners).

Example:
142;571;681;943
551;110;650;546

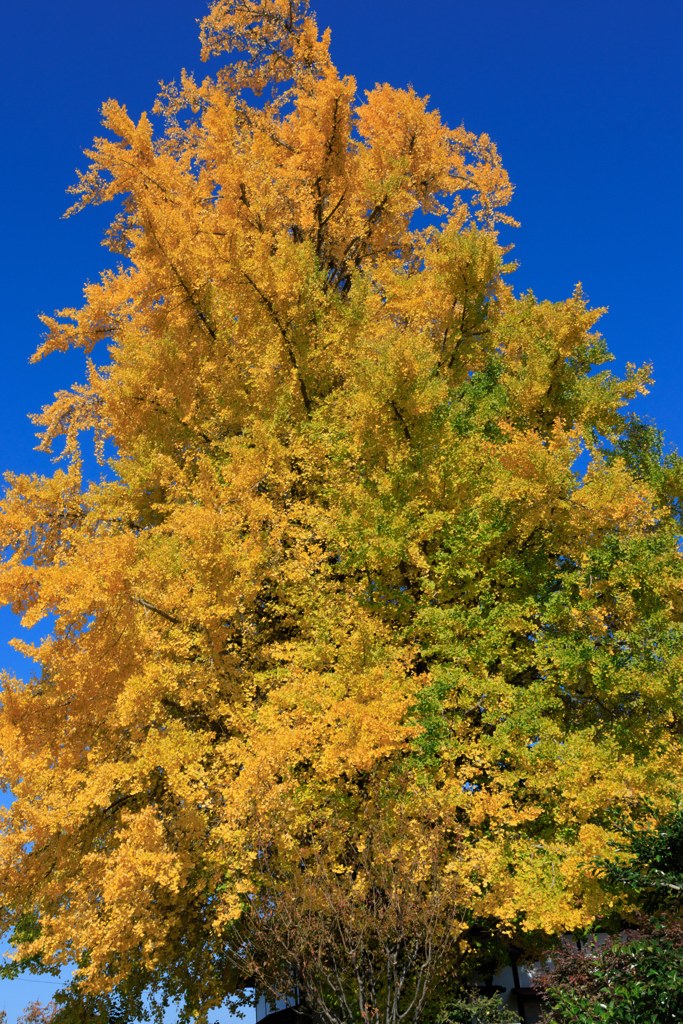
0;0;681;1018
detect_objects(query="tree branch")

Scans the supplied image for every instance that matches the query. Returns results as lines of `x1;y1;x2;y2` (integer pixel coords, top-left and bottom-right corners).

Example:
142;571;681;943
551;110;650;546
132;596;181;624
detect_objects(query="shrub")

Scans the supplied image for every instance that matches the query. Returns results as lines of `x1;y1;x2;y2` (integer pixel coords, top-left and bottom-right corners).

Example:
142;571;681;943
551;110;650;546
536;922;683;1023
436;992;521;1024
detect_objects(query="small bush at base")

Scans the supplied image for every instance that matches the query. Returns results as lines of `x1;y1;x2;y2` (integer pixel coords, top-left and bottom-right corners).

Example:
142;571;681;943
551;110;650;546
436;992;522;1024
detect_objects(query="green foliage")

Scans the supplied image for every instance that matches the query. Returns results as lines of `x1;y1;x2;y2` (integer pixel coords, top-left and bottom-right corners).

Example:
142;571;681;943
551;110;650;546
536;926;683;1023
597;806;683;913
0;912;57;980
604;415;683;527
435;993;521;1024
49;985;149;1024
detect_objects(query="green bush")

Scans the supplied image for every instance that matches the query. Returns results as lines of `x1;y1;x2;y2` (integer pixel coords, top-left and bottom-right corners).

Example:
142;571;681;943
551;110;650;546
536;924;683;1023
596;806;683;915
435;992;521;1024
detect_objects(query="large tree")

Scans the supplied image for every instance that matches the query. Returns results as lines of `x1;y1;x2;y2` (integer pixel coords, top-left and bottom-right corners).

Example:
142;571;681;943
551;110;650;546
1;0;683;1020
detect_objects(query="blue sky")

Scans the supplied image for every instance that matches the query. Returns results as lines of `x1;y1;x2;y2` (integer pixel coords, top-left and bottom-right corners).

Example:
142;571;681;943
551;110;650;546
1;0;681;1018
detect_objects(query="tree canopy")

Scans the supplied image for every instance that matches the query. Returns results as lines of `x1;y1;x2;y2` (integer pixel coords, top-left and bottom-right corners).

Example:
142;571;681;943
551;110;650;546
2;0;683;1020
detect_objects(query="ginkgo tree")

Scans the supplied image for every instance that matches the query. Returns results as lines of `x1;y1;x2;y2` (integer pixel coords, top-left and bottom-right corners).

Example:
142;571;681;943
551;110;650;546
2;0;683;1021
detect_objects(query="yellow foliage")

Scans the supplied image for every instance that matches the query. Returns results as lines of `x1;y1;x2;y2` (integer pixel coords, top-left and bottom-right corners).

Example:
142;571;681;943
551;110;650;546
1;0;682;1018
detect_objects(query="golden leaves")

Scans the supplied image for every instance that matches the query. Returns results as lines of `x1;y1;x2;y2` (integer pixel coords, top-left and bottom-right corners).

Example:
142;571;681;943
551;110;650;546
1;0;682;1006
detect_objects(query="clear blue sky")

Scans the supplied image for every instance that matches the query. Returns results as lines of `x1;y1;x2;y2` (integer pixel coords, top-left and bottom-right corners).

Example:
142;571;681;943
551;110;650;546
1;0;682;1018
